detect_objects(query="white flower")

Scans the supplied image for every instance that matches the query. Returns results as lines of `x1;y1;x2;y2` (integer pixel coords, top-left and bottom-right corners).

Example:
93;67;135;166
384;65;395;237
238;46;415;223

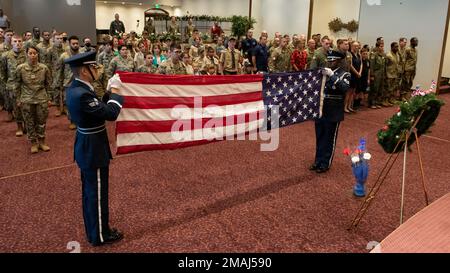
397;112;401;117
352;156;360;164
363;153;372;161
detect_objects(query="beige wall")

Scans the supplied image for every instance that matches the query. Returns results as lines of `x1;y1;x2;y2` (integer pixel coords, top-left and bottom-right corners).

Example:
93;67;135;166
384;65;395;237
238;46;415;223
311;0;361;41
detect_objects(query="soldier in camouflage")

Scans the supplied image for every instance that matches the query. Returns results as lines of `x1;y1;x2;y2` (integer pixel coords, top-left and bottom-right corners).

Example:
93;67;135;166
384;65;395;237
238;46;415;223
385;42;401;105
402;37;418;100
369;41;386;108
56;35;80;129
48;33;65;112
1;35;27;136
107;45;135;79
16;45;52;154
159;46;187;75
310;37;331;69
97;40;115;69
0;28;13;114
136;53;159;74
269;37;291;73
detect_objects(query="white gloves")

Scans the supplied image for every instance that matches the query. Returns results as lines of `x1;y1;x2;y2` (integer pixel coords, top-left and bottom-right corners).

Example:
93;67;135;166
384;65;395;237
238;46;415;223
107;74;123;91
322;68;334;77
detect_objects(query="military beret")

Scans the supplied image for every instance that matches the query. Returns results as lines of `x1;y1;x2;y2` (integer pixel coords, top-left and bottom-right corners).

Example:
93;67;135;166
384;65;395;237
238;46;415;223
327;50;345;62
64;51;97;68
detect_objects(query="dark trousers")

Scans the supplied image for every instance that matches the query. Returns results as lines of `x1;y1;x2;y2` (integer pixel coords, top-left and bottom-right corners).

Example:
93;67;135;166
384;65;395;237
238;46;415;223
80;166;110;245
314;120;340;169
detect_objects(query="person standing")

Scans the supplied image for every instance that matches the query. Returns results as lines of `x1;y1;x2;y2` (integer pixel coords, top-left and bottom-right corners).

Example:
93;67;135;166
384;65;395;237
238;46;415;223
16;46;52;153
65;51;124;247
136;53;158;74
185;18;195;43
398;37;407;100
290;39;307;72
107;45;135;78
97;39;115;70
269;37;291;73
158;45;187;75
251;36;269;73
80;37;96;53
402;37;418;100
0;9;10;29
219;37;241;75
241;29;257;60
310;37;331;69
167;16;180;36
385;42;401;105
144;17;156;35
369;41;386;108
1;35;27;135
109;13;125;37
57;36;81;128
48;33;65;110
310;51;351;174
306;39;316;69
210;21;223;40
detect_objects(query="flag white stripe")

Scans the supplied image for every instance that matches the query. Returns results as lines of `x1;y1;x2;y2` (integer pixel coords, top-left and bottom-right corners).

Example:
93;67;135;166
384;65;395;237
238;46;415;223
120;82;262;98
117;101;265;122
117;119;264;147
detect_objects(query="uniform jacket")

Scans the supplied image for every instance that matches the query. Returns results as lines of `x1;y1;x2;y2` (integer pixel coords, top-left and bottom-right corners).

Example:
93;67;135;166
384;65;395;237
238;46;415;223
321;67;351;123
66;79;124;170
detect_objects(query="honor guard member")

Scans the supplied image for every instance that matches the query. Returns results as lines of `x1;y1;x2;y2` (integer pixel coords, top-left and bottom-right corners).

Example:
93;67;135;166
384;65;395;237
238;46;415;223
310;50;351;174
65;51;124;246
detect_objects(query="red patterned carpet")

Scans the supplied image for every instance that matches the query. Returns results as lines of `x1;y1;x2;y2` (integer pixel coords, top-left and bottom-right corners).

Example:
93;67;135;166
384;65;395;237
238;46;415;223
0;94;449;253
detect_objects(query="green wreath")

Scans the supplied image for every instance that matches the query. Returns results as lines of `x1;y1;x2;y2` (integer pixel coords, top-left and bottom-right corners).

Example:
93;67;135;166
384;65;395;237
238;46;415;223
377;93;445;154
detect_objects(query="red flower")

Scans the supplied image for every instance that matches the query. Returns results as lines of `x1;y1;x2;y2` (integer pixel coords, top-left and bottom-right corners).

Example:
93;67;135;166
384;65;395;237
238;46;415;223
382;125;389;132
343;148;351;156
397;108;401;113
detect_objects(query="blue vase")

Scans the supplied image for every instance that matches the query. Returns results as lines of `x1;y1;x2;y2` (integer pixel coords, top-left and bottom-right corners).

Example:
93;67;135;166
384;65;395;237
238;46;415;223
352;161;369;197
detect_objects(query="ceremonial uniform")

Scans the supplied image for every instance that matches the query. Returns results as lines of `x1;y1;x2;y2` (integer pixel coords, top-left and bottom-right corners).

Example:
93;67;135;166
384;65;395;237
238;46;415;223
312;51;351;173
65;52;124;246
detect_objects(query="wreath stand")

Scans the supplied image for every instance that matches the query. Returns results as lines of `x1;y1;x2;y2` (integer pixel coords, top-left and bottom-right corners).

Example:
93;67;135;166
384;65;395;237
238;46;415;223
348;110;430;231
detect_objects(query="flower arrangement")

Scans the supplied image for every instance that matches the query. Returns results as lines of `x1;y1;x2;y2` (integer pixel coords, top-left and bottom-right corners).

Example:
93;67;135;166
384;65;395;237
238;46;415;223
345;20;359;33
328;18;344;33
344;138;372;197
377;81;445;154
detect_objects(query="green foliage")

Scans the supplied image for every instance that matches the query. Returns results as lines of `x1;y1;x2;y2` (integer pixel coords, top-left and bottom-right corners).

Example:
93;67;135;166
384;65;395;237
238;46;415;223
231;16;256;39
377;94;445;154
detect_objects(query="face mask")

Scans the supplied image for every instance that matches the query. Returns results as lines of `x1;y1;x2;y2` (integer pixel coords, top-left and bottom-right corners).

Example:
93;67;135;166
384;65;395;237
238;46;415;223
85;43;91;48
63;37;68;42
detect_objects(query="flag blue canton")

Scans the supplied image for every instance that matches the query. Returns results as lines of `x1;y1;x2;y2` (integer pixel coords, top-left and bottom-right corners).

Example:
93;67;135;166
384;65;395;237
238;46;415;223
262;70;323;128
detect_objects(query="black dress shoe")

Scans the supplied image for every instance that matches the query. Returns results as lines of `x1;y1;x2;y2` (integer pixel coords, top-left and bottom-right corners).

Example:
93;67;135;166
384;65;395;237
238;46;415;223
103;229;124;245
316;167;329;174
91;229;124;247
309;164;319;171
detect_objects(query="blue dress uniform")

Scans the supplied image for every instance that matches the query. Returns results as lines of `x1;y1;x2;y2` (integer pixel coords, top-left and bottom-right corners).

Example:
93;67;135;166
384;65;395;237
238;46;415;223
64;52;124;246
312;51;351;173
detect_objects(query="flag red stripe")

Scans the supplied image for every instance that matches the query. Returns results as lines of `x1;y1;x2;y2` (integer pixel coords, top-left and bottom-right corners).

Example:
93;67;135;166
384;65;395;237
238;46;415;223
122;91;263;109
116;110;265;134
118;72;263;85
116;130;260;154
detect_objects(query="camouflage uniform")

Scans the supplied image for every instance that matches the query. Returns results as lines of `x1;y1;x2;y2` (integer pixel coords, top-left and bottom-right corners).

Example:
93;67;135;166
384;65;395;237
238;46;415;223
398;47;406;97
107;55;134;79
158;60;187;75
167;22;180;35
48;44;65;105
56;50;78;119
310;48;328;69
144;22;156;35
385;51;401;103
269;47;291;72
369;51;386;107
16;62;52;149
402;47;417;96
0;43;12;109
37;41;53;98
92;64;107;99
1;50;27;123
136;65;158;74
97;51;115;70
306;48;315;69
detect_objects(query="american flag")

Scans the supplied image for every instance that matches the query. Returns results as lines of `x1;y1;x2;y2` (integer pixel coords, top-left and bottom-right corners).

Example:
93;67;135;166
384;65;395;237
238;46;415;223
115;71;324;155
263;70;325;129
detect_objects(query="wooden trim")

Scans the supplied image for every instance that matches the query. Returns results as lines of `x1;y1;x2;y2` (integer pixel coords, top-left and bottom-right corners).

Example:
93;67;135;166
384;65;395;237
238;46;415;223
249;0;253;18
308;0;314;39
437;0;450;95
